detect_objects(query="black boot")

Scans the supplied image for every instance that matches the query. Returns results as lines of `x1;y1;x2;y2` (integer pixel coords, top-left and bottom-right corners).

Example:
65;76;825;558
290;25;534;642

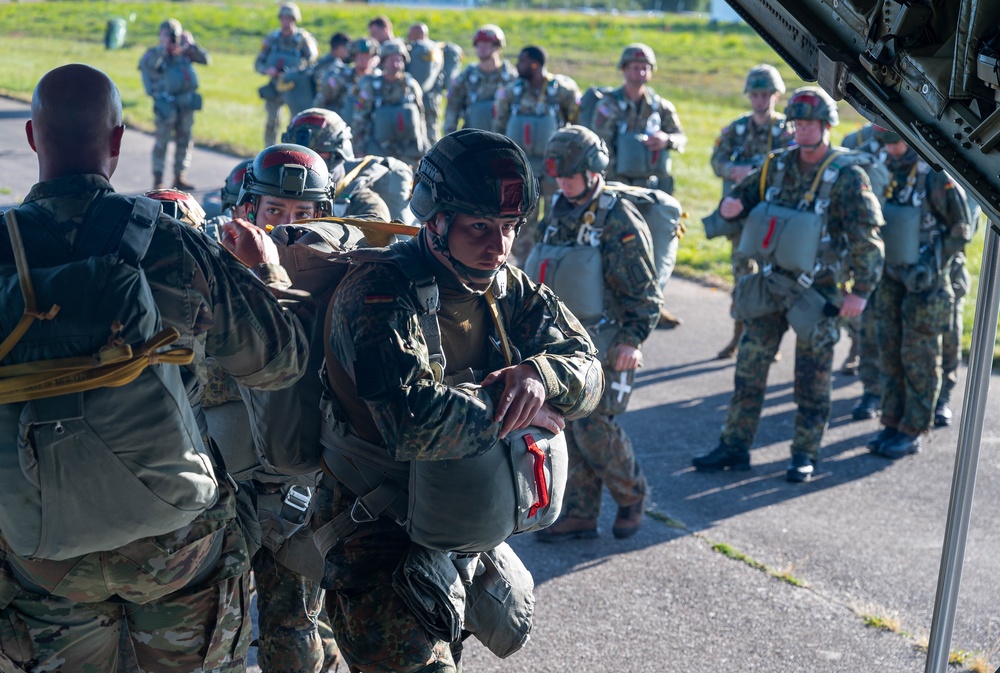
866;427;898;452
692;443;750;472
935;383;954;427
786;453;816;483
877;431;922;460
851;392;880;421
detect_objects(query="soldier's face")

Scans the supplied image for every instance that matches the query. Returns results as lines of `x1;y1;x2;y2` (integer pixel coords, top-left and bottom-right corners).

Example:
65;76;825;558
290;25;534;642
623;62;652;87
369;25;391;43
356;53;375;73
476;41;498;61
516;54;539;79
279;15;295;32
793;119;826;148
252;196;319;229
435;212;517;273
749;91;779;115
383;54;405;76
555;174;589;203
884;139;910;158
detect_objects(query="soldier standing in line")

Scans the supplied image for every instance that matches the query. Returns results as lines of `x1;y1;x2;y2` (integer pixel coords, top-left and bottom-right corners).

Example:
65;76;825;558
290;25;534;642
138;18;209;191
444;24;517;135
255;2;318;147
314;38;380;120
691;87;884;482
313;129;602;672
494;45;580;264
867;129;973;459
311;32;351;101
0;63;309;673
406;23;445;145
710;65;794;355
367;15;394;43
591;43;687;329
527;126;660;542
351;38;428;168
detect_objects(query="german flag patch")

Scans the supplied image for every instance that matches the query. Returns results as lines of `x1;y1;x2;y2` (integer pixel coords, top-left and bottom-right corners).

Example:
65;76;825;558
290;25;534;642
620;233;637;244
364;294;395;305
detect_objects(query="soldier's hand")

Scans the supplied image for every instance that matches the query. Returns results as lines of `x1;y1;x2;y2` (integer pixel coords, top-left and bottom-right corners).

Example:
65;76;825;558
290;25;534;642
720;197;744;219
481;363;547;439
221;218;280;267
613;343;643;372
527;402;566;435
643;130;670;151
266;67;280;78
839;293;867;318
182;31;195;47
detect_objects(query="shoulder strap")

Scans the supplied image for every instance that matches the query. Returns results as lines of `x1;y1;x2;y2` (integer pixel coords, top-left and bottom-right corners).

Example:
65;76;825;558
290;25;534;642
389;240;445;376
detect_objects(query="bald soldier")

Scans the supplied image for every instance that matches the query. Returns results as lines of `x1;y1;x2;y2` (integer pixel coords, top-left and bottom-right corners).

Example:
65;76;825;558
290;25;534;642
0;64;308;672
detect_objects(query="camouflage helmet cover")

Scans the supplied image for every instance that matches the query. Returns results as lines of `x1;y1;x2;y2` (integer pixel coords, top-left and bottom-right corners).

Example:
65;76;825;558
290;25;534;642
785;86;839;126
237;144;332;211
410;129;539;224
278;2;301;22
872;124;902;144
220;159;254;211
146;189;207;229
473;24;506;48
744;64;785;94
618;43;656;71
282;108;353;163
159;19;183;39
379;38;410;64
544;125;610;178
350;37;380;58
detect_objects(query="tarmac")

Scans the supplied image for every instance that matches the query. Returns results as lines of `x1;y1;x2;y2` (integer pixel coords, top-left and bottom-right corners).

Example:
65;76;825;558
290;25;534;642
2;96;998;673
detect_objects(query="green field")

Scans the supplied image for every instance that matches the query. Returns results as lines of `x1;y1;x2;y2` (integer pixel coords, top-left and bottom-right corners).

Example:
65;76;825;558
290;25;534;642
0;1;992;356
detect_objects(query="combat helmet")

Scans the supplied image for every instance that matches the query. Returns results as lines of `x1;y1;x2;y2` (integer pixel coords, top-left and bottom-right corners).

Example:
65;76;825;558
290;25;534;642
744;64;785;94
350;37;380;59
220;159;253;212
278;2;301;22
544;125;610;178
785;86;839;126
411;129;538;280
146;189;207;229
618;43;657;71
159;19;183;41
872;124;902;144
473;24;506;48
237;144;332;214
379;38;410;65
282;108;354;168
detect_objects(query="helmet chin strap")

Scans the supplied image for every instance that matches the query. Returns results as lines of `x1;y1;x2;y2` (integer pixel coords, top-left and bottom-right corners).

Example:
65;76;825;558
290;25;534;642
429;212;506;285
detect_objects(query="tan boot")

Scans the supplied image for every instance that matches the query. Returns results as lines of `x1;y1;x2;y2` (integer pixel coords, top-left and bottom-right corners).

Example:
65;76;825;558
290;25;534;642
716;321;744;359
612;495;645;539
657;307;682;329
173;174;195;190
536;516;598;543
152;172;164;190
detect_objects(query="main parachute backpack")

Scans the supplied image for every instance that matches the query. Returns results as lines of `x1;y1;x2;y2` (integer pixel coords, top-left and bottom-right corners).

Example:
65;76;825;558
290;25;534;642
0;196;212;560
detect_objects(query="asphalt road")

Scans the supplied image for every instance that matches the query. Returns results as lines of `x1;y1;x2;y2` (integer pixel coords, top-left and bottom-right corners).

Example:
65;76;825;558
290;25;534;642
2;96;998;673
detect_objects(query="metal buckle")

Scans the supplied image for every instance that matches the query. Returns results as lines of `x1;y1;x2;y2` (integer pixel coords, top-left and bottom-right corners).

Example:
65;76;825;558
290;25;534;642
350;498;378;524
283;485;311;514
797;273;815;289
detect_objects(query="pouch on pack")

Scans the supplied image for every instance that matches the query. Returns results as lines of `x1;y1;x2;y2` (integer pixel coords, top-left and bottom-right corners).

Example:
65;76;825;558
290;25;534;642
732;272;783;321
738;201;823;276
465;99;496;131
339;156;416;225
505;112;558;157
0;197;212;561
785;285;840;345
607;182;684;285
523;243;604;325
464;541;535;658
374;103;420;145
614;132;670;179
880;201;922;266
164;62;198;95
407;41;444;94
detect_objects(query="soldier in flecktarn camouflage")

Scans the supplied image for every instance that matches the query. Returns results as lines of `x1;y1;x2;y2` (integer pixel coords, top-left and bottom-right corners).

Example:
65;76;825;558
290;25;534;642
867;126;973;459
443;25;517;136
692;87;884;483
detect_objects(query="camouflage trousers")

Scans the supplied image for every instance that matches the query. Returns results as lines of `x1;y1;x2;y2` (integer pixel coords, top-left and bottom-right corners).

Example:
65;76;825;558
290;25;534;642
720;311;838;459
842;298;883;395
0;488;253;673
314;481;458;673
874;274;953;435
941;293;964;395
152;106;196;178
252;546;340;673
727;232;758;317
423;91;441;145
562;411;648;520
265;96;293;148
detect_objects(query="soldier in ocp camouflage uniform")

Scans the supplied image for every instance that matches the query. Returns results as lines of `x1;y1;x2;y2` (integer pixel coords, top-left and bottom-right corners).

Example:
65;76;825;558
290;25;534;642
444;25;518;136
692;87;884;482
0;64;309;673
313;129;602;672
710;64;794;357
138;18;209;191
527;126;660;542
351;38;428;168
255;2;319;147
866;129;973;459
314;38;380;121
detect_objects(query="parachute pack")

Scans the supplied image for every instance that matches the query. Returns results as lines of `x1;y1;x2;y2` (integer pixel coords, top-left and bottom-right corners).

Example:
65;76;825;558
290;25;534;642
578;85;614;131
339;155;416;225
0;196;211;561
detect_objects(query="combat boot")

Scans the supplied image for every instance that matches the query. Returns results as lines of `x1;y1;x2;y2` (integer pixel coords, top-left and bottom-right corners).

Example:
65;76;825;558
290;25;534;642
716;321;743;360
785;453;815;483
152;172;164;190
174;173;195;190
935;384;954;427
851;392;880;420
866;427;898;452
612;495;645;539
657;307;682;329
877;430;921;459
537;516;598;543
692;443;750;472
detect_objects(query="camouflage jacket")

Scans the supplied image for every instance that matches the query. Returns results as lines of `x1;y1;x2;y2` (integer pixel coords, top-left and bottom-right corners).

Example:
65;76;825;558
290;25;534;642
883;148;973;263
710;112;793;180
315;65;376;118
138;44;209;102
493;73;581;143
326;232;602;462
538;182;663;349
592;85;685;181
311;53;345;100
841;124;882;154
351;73;428;164
254;28;318;79
730;146;885;299
443;61;518;134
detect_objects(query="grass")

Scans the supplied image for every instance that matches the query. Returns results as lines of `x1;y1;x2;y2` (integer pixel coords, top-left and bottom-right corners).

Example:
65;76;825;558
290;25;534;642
705;538;808;588
0;1;991;356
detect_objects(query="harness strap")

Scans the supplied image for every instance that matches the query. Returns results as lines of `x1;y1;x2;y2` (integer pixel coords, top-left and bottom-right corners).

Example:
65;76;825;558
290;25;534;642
335;156;378;198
